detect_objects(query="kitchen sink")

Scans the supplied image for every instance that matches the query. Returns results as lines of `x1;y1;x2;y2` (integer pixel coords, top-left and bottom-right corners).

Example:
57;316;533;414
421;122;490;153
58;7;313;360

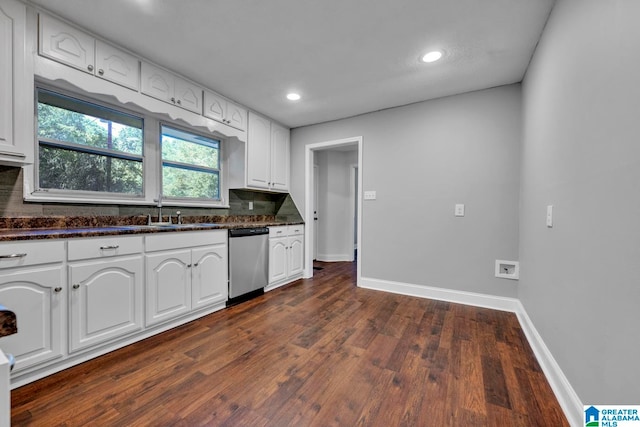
141;223;221;229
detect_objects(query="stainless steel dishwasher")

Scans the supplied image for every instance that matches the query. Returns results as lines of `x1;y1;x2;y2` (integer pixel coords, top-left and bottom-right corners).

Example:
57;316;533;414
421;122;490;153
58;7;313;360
227;227;269;305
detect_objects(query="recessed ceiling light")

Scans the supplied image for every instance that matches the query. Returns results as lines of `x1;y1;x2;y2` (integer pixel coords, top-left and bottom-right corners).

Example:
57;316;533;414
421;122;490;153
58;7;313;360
286;93;301;101
421;51;443;63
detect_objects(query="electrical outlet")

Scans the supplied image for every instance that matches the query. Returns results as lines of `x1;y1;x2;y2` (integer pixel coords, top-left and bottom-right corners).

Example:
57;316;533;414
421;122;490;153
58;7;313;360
455;204;465;217
364;191;377;200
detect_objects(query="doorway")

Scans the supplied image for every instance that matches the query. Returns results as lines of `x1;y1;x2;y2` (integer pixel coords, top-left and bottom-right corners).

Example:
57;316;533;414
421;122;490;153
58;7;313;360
304;137;363;286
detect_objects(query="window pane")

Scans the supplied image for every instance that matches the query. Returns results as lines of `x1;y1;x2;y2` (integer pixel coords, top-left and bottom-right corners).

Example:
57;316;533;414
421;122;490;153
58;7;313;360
39;145;143;194
162;165;219;199
161;126;219;169
38;103;143;156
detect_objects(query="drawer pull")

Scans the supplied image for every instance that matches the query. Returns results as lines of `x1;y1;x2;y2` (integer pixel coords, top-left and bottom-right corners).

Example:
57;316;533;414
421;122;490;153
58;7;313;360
99;245;119;250
0;253;27;259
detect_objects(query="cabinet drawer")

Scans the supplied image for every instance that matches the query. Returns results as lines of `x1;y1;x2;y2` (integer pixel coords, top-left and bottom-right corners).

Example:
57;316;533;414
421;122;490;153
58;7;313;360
145;230;227;252
287;225;304;236
269;226;287;238
68;236;143;261
0;240;64;269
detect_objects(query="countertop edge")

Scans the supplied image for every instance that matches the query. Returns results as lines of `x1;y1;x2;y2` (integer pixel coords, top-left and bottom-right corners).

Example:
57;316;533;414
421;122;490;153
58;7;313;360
0;221;305;242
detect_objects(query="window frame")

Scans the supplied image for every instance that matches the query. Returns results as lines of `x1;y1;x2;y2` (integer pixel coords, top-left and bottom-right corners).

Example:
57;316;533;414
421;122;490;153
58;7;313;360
35;87;145;199
27;83;229;208
159;123;223;203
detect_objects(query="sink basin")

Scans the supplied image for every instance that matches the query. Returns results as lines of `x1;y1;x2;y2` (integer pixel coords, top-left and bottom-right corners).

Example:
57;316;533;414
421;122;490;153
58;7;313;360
142;223;221;229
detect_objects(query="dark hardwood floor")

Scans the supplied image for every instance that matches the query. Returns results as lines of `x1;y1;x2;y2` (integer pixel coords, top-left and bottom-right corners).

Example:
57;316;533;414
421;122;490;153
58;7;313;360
11;261;568;426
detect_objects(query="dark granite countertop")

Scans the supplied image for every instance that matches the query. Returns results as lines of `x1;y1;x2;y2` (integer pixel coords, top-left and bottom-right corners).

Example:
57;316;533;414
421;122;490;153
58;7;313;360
0;216;304;242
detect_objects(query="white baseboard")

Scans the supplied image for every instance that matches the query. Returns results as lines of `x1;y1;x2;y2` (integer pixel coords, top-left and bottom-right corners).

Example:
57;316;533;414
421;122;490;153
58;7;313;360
514;301;583;427
316;253;353;262
360;276;520;312
359;276;582;427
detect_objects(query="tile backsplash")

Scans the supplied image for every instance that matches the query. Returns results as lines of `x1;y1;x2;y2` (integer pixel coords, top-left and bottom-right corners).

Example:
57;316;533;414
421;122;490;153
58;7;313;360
0;166;302;222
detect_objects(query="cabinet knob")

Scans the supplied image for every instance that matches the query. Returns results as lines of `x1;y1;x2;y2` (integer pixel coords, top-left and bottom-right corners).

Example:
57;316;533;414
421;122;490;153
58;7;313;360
171;97;176;103
187;263;192;268
72;284;80;290
193;262;198;267
177;99;182;105
54;287;62;293
98;69;104;75
87;64;94;72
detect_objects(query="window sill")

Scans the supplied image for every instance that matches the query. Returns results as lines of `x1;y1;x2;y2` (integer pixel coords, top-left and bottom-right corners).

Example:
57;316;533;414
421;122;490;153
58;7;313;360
24;192;230;209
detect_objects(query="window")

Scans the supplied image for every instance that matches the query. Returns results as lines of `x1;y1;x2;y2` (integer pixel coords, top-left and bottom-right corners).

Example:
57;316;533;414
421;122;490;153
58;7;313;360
161;125;221;200
37;89;144;196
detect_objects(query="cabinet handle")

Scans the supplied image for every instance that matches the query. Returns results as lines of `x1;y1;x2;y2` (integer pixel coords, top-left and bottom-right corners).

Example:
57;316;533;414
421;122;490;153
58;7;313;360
99;245;119;250
54;287;62;293
72;284;80;290
87;64;94;72
193;262;198;267
98;69;104;75
177;99;182;105
171;97;176;103
0;253;27;259
187;263;192;268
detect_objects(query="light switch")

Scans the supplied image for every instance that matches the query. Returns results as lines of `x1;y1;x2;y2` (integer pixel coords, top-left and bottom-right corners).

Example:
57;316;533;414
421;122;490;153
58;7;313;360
455;204;465;217
248;201;254;210
364;191;377;200
546;205;553;227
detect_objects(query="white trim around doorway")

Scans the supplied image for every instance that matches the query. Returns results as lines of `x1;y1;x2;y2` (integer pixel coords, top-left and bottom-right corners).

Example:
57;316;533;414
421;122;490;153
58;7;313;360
304;136;363;286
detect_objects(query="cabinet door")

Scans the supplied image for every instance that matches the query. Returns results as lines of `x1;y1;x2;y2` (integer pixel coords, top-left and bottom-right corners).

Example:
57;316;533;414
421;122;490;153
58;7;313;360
191;244;228;310
68;256;143;352
247;113;271;189
39;14;94;74
0;0;27;161
174;77;202;114
95;40;139;90
226;101;247;132
269;237;288;284
288;235;304;277
0;266;63;372
203;90;225;123
145;250;191;326
141;62;174;104
270;122;290;191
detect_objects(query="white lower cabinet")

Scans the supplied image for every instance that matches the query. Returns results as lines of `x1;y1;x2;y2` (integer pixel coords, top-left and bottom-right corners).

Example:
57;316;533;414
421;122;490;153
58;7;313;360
68;256;143;353
66;236;144;353
191;244;228;310
145;231;228;326
145;249;191;326
2;230;228;387
0;266;64;372
268;225;304;289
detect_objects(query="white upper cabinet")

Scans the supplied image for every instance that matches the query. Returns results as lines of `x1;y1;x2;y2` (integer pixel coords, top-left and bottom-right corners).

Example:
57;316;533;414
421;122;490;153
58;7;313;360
247;113;272;189
246;112;290;192
0;0;29;165
141;62;202;114
39;14;139;90
94;40;139;90
270;122;290;192
203;90;247;131
39;14;94;73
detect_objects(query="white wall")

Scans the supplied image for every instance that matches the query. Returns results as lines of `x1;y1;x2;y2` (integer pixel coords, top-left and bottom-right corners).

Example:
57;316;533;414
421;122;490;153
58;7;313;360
520;0;640;404
315;150;357;261
291;85;522;298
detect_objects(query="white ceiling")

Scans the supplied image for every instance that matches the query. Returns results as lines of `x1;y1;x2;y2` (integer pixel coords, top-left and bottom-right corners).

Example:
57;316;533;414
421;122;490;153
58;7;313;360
27;0;555;129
